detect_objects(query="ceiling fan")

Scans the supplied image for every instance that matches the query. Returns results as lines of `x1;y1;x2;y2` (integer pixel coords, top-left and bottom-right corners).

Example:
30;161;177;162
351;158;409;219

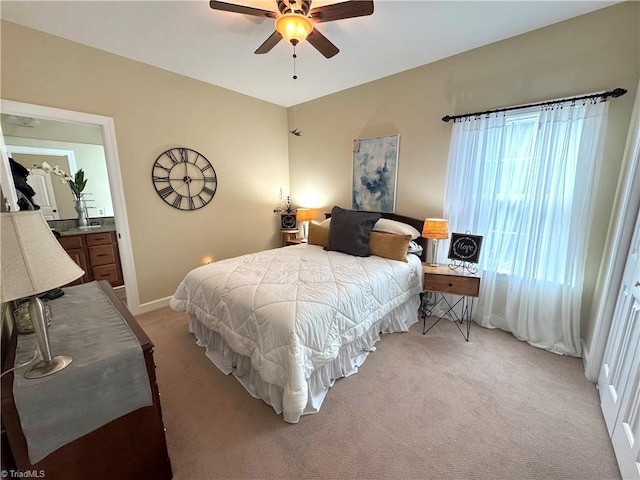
209;0;374;58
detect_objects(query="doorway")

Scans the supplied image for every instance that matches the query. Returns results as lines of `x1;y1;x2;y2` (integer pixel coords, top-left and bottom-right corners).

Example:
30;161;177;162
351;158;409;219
0;100;141;314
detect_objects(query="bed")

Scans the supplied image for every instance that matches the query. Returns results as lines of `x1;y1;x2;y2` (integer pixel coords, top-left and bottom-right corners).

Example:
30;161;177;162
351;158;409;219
170;209;427;423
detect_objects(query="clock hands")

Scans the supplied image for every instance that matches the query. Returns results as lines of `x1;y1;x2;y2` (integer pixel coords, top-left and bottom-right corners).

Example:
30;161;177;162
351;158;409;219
153;147;217;211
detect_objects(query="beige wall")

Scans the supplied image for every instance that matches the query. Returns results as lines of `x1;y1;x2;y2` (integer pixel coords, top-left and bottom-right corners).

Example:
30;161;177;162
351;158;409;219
2;3;638;347
287;2;640;345
1;20;290;304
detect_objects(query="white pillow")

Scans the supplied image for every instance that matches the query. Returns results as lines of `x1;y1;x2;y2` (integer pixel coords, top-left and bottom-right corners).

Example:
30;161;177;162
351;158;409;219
373;218;421;239
319;217;421;239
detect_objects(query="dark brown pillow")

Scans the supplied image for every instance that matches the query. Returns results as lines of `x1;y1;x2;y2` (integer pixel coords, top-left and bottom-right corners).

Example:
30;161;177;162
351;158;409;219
369;232;411;262
308;222;329;247
326;206;381;257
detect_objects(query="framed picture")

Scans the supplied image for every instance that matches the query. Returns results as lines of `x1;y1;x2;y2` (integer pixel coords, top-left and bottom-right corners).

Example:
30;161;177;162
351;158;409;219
448;233;483;264
352;134;399;213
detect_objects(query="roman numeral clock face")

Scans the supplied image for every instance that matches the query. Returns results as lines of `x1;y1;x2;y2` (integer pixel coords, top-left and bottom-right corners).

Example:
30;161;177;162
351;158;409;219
152;147;218;211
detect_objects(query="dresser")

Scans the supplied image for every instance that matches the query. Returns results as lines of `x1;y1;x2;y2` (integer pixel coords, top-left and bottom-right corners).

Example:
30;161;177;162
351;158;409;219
58;231;123;287
0;281;172;479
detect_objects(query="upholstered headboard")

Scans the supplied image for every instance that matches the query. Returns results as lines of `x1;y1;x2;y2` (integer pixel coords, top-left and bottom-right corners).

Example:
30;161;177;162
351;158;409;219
323;211;427;263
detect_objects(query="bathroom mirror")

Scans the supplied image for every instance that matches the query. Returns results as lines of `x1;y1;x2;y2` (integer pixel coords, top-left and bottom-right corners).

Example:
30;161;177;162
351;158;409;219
2;114;114;220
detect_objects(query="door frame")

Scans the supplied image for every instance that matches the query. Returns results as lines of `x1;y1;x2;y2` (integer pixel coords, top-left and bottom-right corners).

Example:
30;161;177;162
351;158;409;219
0;100;141;315
585;82;640;381
5;145;78;173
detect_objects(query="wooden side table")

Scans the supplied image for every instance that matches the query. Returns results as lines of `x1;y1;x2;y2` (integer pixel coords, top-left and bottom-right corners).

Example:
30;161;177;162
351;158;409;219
280;229;299;247
420;264;481;341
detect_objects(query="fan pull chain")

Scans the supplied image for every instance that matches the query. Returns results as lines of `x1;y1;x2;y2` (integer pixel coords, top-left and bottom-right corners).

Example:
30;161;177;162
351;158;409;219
292;45;298;80
289;45;302;136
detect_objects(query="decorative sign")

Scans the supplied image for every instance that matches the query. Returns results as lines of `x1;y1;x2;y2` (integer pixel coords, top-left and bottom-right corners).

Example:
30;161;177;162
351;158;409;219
448;233;483;264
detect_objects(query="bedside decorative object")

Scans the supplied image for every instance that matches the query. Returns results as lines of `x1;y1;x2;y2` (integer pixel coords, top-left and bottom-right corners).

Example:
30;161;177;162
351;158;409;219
448;232;483;274
274;190;297;229
352;134;400;213
422;218;449;266
0;211;84;378
295;208;313;242
281;213;296;229
152;147;218;210
14;299;52;335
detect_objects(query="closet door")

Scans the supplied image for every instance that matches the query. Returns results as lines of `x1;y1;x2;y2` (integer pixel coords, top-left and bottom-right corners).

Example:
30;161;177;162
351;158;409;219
598;206;640;479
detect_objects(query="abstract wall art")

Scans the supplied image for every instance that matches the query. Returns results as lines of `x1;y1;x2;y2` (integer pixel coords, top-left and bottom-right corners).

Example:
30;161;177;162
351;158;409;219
352;134;399;213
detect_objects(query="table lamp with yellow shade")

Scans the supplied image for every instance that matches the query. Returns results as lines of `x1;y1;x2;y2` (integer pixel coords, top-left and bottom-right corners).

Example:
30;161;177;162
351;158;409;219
422;218;449;266
296;208;314;243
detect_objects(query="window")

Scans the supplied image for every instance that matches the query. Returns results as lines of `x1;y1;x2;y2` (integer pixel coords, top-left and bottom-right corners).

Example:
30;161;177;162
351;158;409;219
443;100;609;355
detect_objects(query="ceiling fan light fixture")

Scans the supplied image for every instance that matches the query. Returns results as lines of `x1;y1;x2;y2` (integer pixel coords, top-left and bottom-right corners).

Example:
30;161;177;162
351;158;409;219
275;13;313;46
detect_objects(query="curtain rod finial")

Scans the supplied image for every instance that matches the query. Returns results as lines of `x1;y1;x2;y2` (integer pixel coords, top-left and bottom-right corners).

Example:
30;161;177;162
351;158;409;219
610;88;627;98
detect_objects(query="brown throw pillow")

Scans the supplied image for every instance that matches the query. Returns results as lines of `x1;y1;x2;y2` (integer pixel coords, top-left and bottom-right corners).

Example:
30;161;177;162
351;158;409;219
308;222;329;248
369;232;411;262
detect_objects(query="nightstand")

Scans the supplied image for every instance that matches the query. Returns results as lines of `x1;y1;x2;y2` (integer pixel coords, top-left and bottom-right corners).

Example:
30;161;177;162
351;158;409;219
280;229;299;247
420;264;481;341
285;238;302;246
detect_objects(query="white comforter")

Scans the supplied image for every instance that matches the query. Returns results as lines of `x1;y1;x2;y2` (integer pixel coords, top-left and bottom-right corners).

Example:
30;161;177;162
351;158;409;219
170;243;422;421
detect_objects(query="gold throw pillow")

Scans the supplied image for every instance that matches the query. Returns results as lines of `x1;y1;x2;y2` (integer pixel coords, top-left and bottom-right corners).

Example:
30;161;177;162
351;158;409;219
308;222;330;247
369;232;411;262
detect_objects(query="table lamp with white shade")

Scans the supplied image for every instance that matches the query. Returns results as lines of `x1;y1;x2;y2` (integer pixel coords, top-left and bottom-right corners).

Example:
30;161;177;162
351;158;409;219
422;218;449;267
1;211;84;378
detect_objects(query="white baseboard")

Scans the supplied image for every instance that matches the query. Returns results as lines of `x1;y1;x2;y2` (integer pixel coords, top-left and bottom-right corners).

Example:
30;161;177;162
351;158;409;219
137;295;172;314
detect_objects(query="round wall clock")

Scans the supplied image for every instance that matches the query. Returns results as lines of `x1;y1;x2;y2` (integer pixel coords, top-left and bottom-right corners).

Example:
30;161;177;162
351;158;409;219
152;147;218;211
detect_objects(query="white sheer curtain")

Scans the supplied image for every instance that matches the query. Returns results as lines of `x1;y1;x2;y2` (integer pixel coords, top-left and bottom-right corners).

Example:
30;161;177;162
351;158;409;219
443;100;609;355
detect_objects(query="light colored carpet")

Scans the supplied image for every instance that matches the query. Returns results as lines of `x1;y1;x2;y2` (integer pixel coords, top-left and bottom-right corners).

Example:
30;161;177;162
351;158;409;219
135;307;621;480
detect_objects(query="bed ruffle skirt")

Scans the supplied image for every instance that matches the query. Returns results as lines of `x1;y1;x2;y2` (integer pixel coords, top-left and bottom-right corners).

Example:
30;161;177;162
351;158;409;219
188;294;419;423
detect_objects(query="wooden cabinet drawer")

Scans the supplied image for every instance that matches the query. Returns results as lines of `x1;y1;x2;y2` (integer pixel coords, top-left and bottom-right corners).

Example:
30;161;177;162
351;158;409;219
86;232;114;246
57;231;122;288
424;273;480;297
59;235;85;250
92;264;120;284
65;248;92;285
89;244;116;266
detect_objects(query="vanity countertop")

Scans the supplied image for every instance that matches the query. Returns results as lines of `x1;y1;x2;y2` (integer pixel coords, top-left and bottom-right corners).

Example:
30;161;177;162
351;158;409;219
48;217;116;237
55;225;116;237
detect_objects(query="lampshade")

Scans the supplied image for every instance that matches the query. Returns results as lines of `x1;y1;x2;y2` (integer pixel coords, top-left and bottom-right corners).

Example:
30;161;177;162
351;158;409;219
296;208;314;222
275;13;314;46
1;211;84;303
422;218;449;239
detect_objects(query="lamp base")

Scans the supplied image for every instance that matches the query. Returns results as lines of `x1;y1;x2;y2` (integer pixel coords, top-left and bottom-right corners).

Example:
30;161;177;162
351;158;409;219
24;355;72;379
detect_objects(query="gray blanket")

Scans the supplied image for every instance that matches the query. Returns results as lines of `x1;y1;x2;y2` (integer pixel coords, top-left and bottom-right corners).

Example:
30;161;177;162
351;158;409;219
13;281;152;464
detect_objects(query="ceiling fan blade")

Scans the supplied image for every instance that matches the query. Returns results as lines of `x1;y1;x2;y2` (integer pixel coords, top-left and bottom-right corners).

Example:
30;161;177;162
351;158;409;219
209;1;277;18
309;0;374;24
306;28;339;58
255;31;283;54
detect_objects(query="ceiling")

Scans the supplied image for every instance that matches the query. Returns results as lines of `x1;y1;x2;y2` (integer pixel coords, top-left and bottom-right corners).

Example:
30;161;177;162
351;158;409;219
1;1;620;107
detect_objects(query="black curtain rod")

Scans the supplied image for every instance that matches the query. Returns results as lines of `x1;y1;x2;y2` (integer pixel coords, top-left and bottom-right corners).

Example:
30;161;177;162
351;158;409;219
442;87;628;123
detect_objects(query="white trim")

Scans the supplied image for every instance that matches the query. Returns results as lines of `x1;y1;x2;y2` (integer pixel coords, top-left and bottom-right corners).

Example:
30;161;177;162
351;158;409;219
0;128;19;211
5;145;78;173
583;82;640;381
0;100;142;315
137;295;172;314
